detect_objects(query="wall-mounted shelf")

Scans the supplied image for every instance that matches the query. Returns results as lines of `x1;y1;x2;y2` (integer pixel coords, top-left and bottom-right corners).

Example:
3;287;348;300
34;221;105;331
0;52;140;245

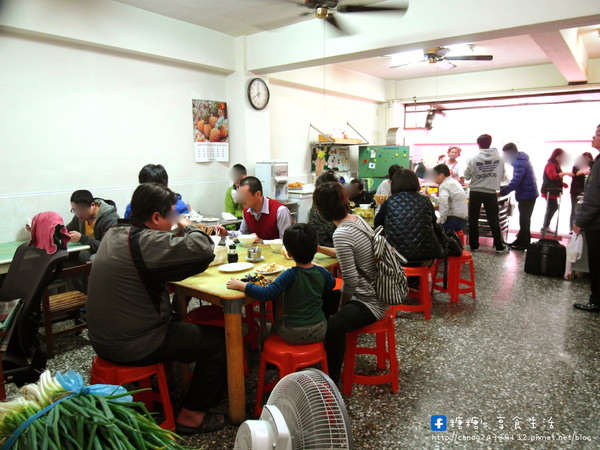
318;135;366;145
309;122;369;146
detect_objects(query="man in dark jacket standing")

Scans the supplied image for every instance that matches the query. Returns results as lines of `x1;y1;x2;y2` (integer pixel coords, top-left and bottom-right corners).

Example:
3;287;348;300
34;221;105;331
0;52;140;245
500;143;539;250
573;123;600;312
87;183;228;433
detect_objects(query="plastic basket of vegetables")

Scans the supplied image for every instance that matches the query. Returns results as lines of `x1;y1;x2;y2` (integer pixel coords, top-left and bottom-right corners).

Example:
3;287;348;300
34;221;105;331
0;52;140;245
0;370;184;449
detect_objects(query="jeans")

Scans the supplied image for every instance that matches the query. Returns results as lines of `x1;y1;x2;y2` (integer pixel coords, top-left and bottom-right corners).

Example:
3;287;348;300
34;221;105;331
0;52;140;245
570;196;580;230
443;217;466;232
468;191;504;250
124;322;227;412
325;300;378;382
543;198;559;230
586;230;600;305
514;199;536;245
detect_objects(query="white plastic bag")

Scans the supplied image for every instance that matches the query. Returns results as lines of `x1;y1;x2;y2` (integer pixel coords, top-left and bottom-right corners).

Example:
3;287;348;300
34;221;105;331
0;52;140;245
567;234;583;263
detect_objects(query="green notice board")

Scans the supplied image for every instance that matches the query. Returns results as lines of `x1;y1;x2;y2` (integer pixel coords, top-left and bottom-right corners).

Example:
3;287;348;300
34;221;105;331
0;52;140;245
358;146;410;178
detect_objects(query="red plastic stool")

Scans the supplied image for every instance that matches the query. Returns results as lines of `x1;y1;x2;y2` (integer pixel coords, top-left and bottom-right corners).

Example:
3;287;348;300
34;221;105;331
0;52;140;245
187;304;259;349
390;265;434;320
260;300;274;324
456;230;467;246
89;356;175;430
432;250;476;303
243;303;262;348
255;335;328;417
186;306;250;376
334;277;343;291
342;309;398;396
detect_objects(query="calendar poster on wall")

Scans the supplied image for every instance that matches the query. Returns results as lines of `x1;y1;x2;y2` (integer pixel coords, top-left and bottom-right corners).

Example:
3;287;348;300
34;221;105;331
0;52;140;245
192;99;229;162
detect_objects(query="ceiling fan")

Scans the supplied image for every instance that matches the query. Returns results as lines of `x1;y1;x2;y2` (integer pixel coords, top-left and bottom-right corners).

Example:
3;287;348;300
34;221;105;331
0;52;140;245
291;0;408;34
390;46;494;70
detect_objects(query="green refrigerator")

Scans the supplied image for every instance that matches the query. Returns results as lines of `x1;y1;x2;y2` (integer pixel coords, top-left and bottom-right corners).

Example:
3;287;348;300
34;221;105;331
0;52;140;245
358;146;410;193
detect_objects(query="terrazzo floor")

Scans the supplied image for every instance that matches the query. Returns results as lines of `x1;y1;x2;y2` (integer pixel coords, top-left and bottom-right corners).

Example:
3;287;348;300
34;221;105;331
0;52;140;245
29;246;600;449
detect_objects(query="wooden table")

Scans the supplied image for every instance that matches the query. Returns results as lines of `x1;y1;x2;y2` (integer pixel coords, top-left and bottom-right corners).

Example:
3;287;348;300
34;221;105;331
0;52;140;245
171;244;337;424
0;241;91;275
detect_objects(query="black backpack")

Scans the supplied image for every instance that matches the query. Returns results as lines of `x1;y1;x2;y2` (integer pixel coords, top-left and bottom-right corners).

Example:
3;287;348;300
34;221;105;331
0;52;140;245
434;226;463;258
445;229;464;257
435;229;464;289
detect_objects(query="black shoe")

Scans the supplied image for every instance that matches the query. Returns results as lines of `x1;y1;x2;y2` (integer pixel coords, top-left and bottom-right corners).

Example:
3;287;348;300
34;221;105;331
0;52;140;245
510;244;528;251
573;303;600;312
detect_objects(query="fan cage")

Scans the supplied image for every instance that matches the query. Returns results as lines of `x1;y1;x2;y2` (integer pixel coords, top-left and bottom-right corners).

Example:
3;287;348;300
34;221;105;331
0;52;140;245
267;369;354;449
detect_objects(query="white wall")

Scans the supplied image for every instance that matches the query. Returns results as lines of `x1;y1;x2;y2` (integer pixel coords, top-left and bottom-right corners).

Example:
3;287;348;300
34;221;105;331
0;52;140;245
0;26;388;242
0;0;236;72
268;82;382;183
0;32;231;241
271;65;387;102
225;37;272;174
266;65;386;183
0;31;388;242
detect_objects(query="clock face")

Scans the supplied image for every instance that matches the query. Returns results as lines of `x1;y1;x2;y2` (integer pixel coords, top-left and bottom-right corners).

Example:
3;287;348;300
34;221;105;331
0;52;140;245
248;78;270;110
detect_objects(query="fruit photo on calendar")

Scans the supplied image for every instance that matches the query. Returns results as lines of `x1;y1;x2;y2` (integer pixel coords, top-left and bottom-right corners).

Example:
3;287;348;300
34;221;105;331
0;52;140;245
192;99;228;143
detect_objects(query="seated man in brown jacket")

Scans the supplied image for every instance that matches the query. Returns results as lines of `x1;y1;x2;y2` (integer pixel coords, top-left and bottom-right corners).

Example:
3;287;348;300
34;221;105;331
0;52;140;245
87;183;228;434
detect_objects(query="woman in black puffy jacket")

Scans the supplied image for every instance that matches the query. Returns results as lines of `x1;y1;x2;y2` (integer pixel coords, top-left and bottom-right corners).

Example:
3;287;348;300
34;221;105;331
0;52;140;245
374;168;445;265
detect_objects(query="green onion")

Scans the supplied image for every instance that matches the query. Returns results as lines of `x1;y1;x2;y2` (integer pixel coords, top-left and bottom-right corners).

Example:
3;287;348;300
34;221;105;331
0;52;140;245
1;370;185;449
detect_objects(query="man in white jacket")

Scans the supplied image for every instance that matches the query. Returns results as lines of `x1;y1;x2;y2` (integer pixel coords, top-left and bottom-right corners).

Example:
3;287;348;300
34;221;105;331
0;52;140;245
464;134;509;253
433;164;468;231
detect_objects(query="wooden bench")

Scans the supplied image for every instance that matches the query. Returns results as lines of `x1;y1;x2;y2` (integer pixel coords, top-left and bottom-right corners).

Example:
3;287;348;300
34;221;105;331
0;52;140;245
41;263;90;357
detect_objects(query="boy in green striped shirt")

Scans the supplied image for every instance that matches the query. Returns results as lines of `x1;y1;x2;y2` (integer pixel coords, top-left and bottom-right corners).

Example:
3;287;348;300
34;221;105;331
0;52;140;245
227;223;334;344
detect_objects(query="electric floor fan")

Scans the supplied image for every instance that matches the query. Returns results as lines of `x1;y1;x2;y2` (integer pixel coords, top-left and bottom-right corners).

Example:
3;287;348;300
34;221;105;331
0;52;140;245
234;369;354;449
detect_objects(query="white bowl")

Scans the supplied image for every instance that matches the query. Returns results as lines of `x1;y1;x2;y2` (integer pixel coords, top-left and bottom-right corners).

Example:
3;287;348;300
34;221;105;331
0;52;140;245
210;235;221;246
269;239;283;252
359;204;371;209
237;234;257;247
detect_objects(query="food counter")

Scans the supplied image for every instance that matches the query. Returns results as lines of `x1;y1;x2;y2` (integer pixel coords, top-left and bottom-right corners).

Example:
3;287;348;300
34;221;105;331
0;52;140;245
470;194;512;242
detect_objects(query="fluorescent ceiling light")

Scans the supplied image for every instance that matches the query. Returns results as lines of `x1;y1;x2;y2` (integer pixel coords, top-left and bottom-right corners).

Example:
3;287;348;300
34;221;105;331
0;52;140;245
446;43;474;54
387;49;424;66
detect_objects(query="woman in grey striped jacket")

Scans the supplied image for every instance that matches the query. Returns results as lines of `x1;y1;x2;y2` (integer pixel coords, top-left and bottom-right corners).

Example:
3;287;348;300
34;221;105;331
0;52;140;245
313;182;388;382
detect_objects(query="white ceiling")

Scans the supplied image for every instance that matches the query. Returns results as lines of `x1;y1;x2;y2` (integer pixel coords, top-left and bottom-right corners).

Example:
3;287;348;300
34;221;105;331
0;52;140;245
336;31;600;80
580;25;600;58
113;0;393;36
112;1;600;82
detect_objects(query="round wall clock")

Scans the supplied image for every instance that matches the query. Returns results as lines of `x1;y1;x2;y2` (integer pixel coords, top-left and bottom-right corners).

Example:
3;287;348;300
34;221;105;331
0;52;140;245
247;77;270;110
